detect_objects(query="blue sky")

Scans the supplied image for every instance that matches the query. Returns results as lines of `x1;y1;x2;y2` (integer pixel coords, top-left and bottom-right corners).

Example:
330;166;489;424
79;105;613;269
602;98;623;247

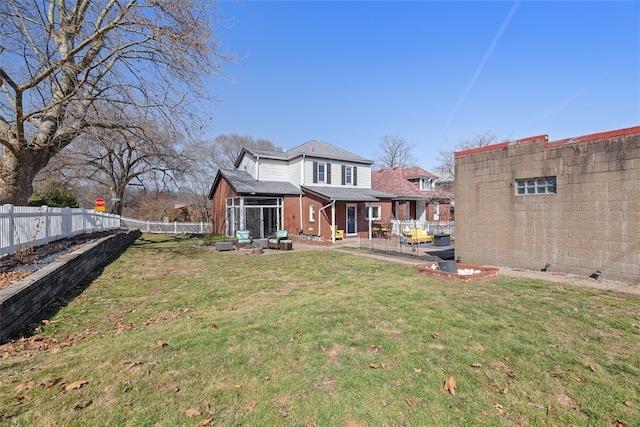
203;1;640;171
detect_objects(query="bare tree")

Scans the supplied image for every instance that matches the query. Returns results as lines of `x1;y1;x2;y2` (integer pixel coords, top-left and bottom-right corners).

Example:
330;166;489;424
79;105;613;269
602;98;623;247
0;0;228;205
375;134;416;169
179;134;282;220
42;111;185;215
435;131;500;178
209;134;282;169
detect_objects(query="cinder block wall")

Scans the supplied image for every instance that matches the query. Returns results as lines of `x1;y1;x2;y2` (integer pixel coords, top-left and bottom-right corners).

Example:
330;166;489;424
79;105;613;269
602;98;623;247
0;230;142;344
455;128;640;283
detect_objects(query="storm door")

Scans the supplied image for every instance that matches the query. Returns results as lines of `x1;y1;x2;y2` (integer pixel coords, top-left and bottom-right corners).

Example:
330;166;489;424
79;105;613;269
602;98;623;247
346;204;357;236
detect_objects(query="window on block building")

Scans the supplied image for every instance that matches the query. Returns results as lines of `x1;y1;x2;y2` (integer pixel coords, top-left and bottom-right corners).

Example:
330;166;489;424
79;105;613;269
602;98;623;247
515;176;557;195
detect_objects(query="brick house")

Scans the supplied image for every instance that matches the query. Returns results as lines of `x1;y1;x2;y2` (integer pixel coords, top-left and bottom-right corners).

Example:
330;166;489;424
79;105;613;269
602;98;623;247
208;140;393;241
371;166;454;224
454;126;640;283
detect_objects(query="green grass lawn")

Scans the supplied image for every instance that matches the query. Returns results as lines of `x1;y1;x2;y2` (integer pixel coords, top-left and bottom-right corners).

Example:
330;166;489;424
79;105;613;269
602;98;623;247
1;234;638;426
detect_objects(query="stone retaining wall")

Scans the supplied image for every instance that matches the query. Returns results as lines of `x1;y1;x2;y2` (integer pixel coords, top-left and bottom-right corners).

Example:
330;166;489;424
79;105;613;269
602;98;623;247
0;229;141;344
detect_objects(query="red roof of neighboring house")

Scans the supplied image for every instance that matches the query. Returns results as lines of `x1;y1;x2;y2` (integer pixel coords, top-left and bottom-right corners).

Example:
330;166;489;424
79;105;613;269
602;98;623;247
371;166;453;199
402;166;438;180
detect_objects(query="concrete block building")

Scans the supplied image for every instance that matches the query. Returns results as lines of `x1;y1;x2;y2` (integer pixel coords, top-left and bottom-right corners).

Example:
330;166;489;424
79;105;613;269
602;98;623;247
454;126;640;283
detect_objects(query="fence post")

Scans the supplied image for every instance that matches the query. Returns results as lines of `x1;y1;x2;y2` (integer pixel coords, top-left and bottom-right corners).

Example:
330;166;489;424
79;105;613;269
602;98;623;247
41;205;51;244
62;207;71;238
2;204;16;255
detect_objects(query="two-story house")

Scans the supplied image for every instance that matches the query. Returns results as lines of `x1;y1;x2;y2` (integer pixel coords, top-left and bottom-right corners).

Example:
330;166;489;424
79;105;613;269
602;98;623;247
371;166;454;224
208;140;393;241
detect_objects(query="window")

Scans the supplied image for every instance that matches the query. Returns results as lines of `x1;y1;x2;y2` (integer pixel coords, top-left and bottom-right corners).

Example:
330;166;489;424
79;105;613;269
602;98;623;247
313;162;330;183
516;176;556;195
420;178;433;191
309;204;315;222
317;163;325;183
365;205;381;220
341;165;357;186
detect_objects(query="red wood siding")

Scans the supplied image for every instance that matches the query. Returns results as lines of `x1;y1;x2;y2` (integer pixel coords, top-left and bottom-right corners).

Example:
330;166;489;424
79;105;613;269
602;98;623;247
210;178;237;235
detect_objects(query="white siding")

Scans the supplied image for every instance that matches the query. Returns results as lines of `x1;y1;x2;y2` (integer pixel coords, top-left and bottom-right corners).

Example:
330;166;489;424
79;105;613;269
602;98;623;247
288;158;303;186
257;158;289;181
303;160;372;189
355;165;372;188
237;156;257;179
237;152;372;189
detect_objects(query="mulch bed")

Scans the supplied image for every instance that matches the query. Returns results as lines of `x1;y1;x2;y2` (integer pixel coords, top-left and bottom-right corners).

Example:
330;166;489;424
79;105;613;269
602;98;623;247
0;231;116;291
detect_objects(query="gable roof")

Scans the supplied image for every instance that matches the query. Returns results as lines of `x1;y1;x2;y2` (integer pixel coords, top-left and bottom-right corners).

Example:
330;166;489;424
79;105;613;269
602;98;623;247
237;140;373;168
208;169;302;199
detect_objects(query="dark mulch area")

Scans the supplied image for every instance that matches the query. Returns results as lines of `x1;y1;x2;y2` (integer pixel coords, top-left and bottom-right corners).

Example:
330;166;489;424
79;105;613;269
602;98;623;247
0;231;117;291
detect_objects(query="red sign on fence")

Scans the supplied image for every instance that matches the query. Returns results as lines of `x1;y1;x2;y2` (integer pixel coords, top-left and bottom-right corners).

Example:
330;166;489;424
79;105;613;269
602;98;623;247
94;198;106;212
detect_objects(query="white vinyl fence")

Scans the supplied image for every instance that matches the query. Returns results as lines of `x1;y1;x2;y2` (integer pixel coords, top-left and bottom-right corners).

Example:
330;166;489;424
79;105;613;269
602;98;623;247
1;204;121;257
120;217;212;235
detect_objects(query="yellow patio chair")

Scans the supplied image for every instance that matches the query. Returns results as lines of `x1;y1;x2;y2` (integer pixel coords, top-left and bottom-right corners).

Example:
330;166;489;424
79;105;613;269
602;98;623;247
330;225;344;240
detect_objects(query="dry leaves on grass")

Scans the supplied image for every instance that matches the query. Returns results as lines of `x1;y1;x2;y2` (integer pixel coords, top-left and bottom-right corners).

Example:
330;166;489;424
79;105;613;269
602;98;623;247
73;400;92;410
185;408;201;417
143;313;180;328
1;329;95;357
64;380;88;392
443;376;456;395
14;380;35;392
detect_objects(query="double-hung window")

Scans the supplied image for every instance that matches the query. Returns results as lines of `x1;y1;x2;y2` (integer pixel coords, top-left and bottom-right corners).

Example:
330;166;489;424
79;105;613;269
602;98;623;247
317;163;326;183
365;205;381;221
313;162;331;184
345;166;353;184
341;165;357;186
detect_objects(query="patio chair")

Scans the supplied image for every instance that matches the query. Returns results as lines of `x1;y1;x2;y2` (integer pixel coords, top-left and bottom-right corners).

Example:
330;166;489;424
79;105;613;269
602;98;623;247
267;230;289;249
330;225;344;240
402;228;434;245
233;230;252;249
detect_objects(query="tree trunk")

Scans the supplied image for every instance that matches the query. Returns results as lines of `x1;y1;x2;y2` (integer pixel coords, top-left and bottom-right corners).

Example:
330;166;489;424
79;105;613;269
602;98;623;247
0;149;50;205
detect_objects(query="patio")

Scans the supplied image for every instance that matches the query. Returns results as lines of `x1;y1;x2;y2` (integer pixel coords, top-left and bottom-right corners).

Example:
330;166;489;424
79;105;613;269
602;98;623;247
358;235;455;263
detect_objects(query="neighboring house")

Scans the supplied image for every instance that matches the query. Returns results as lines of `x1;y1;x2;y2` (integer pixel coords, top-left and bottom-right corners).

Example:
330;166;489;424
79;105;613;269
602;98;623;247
454;126;640;284
208;140;393;241
371;166;454;224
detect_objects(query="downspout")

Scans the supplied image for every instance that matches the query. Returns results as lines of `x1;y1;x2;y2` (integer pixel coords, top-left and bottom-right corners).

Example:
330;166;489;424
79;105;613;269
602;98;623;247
367;203;372;240
299;194;303;233
318;200;335;242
